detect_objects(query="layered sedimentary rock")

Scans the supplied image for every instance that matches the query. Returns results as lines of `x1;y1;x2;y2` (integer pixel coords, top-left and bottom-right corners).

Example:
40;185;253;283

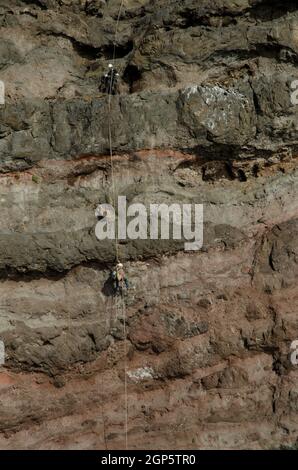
0;0;297;449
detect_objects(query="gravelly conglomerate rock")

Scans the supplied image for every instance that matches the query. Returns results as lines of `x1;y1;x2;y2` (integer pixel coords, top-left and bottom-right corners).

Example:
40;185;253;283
0;0;297;450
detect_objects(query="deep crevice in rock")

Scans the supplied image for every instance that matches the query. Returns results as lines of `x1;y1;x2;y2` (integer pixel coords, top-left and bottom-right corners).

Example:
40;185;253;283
209;44;298;66
73;39;134;61
123;64;142;93
250;0;298;21
21;0;47;9
101;40;134;60
178;12;237;29
37;31;133;61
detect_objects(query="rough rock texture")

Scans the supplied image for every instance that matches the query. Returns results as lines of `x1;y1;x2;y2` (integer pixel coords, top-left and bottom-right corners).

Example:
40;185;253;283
0;0;298;449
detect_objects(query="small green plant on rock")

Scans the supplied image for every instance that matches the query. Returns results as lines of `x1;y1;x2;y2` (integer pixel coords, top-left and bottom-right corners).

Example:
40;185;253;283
32;175;39;184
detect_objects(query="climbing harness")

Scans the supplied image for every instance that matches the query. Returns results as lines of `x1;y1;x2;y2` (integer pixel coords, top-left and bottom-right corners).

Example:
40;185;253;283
100;63;120;94
111;262;129;296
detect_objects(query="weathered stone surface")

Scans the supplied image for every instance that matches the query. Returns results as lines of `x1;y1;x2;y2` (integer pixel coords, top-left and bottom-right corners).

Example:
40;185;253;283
0;0;297;451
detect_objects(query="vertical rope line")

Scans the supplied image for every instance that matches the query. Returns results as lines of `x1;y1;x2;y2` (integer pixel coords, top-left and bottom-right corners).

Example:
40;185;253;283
122;295;128;450
108;0;125;263
107;96;118;262
107;0;128;450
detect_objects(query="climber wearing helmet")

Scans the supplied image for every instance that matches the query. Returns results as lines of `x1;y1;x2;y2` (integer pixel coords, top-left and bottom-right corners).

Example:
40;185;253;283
100;63;119;95
111;262;129;295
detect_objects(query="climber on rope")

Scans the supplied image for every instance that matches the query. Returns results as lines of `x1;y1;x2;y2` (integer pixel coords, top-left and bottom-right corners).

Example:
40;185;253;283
111;262;129;295
100;63;119;95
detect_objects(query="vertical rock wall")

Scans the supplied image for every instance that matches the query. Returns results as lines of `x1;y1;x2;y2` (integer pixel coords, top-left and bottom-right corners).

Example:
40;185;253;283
0;0;297;449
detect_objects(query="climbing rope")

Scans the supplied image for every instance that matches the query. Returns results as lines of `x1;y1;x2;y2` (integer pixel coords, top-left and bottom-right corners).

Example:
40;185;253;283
108;0;125;262
121;294;129;451
106;0;129;450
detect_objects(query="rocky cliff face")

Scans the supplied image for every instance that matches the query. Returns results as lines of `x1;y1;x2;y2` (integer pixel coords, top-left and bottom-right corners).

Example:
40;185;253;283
0;0;298;450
